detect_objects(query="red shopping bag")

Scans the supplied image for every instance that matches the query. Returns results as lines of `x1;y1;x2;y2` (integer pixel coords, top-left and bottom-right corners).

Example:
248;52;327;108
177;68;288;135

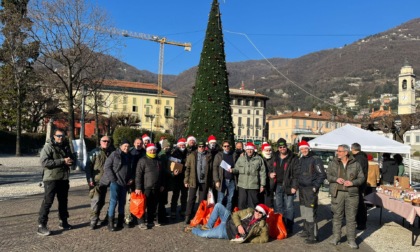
266;208;287;240
190;200;208;227
190;200;221;227
130;192;146;219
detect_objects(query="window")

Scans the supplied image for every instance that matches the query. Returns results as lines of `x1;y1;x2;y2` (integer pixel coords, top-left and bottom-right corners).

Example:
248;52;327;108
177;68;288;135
238;99;242;105
256;118;259;128
278;120;281;127
416;136;420;143
165;107;171;117
286;120;288;126
133;97;137;104
123;105;127;111
303;120;307;128
295;119;299;127
247;110;251;115
246;100;250;106
247;118;251;126
312;120;315;127
145;106;150;115
155;99;161;105
271;133;275;140
132;106;138;112
326;122;330;128
123;96;128;104
238;109;242;114
402;80;407;89
146;98;150;104
166;100;169;105
406;136;410;143
256;110;259;115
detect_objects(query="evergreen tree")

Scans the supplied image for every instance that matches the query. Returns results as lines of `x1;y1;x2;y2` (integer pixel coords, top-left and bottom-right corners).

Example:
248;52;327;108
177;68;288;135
0;0;39;156
186;0;234;144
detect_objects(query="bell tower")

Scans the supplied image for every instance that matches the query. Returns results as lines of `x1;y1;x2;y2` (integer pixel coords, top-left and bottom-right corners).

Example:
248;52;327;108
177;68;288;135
398;60;416;115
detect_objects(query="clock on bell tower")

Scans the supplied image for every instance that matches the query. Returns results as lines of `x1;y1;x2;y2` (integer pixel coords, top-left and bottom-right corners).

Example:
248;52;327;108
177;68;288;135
398;60;416;115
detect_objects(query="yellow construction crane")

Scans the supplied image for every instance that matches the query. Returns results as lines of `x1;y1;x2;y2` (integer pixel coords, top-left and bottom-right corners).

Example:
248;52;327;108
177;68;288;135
106;27;192;130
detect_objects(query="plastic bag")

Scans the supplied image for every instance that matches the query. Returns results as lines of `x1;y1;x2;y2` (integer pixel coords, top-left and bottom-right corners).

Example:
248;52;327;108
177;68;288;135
190;200;221;227
266;208;287;240
130;192;146;219
207;189;215;206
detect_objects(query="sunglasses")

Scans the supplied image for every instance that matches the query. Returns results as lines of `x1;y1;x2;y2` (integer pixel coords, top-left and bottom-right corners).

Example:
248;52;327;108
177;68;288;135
223;145;230;147
254;209;264;214
278;146;287;149
55;135;64;138
198;145;205;148
101;140;110;143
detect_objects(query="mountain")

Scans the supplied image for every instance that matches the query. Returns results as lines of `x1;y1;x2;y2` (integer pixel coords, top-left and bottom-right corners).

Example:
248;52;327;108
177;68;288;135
165;18;420;114
109;18;420;115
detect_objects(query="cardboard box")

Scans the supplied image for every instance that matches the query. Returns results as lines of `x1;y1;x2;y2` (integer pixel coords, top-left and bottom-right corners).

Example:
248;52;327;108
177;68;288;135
394;176;410;189
170;162;183;173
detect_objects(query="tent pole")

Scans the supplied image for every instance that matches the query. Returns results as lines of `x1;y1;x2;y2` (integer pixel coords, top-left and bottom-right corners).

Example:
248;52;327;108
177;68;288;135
409;153;412;185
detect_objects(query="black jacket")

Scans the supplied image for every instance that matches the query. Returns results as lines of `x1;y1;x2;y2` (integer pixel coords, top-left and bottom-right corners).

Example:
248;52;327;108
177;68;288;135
298;152;326;189
100;148;134;187
136;156;165;190
273;149;300;194
353;151;368;184
381;158;399;184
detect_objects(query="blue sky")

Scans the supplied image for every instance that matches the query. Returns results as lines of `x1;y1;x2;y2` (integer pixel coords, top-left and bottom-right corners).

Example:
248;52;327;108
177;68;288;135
99;0;420;75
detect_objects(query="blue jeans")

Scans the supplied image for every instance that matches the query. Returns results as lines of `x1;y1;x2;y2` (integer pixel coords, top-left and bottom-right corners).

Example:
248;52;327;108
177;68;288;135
274;185;294;222
192;203;230;239
217;179;235;212
108;182;127;217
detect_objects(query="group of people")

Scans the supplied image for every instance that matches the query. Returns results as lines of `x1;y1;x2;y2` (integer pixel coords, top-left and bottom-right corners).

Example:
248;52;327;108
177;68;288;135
37;128;384;249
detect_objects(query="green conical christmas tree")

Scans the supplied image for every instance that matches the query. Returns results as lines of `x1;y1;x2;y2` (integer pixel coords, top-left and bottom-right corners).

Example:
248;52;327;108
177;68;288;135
186;0;234;144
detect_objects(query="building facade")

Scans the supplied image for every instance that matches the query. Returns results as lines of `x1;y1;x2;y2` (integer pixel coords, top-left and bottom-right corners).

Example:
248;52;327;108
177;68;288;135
229;83;269;144
93;80;177;133
267;110;360;144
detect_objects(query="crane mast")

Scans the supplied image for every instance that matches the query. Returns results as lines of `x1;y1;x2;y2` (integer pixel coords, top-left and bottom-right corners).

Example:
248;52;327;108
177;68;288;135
106;27;191;131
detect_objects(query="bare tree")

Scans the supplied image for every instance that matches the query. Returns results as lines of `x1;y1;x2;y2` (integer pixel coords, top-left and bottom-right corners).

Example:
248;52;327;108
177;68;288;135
29;0;120;151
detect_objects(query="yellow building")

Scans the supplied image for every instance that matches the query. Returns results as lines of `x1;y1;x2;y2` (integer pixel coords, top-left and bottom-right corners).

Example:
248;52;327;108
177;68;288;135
96;80;177;133
267;110;360;144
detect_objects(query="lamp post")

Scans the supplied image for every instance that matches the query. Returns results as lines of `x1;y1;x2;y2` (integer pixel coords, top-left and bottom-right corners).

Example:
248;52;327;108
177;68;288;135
392;115;402;141
145;114;156;142
77;85;87;171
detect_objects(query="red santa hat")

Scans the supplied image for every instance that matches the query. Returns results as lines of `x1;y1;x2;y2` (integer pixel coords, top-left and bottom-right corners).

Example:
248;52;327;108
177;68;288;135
146;143;156;151
207;135;217;143
261;142;271;151
298;140;310;150
244;142;255;150
142;134;151;142
177;138;187;146
187;135;196;143
255;203;269;216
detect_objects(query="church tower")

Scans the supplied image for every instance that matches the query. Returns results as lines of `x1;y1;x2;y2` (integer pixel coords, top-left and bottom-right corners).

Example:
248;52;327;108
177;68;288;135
398;60;416;115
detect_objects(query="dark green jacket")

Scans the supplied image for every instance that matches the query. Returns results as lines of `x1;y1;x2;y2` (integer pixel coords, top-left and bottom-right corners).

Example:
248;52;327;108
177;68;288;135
228;208;269;243
327;156;365;197
39;138;73;181
85;147;113;184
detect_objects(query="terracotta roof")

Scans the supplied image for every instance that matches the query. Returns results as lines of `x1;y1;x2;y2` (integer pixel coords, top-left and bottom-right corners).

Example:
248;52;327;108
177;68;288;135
370;106;391;119
101;79;177;97
268;110;356;123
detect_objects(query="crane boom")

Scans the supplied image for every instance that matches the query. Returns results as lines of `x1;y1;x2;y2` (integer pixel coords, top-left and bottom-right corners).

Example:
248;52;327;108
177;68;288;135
105;27;191;131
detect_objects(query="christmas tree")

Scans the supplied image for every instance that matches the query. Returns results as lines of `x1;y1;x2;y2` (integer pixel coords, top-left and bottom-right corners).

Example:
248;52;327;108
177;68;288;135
186;0;234;144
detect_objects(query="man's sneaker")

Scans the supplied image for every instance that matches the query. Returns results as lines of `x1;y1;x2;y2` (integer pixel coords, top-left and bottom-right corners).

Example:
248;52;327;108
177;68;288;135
184;226;194;233
147;223;155;229
138;223;147;230
37;225;50;236
58;220;72;230
90;220;98;230
230;237;245;243
348;241;359;249
100;218;109;226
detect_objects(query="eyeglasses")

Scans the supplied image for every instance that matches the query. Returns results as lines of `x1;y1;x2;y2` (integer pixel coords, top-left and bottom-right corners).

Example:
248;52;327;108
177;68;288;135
55;135;64;138
223;145;230;147
278;146;287;149
198;145;205;148
254;209;264;214
337;150;345;152
101;140;110;143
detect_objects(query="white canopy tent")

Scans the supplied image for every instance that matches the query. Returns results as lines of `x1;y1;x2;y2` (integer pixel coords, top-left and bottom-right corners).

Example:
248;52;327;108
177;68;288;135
308;124;412;183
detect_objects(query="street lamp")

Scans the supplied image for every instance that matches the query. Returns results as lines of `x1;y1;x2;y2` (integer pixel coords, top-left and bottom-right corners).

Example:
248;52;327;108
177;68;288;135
392;115;402;141
145;114;156;142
